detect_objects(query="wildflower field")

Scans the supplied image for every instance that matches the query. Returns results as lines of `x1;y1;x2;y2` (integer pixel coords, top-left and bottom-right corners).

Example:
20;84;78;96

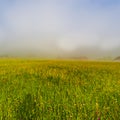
0;59;120;120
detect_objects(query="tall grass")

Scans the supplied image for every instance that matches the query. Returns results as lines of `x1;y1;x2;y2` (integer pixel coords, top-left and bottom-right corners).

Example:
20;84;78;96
0;59;120;119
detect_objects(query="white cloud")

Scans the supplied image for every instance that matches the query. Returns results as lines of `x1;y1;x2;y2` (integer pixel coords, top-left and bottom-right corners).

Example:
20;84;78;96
0;0;120;57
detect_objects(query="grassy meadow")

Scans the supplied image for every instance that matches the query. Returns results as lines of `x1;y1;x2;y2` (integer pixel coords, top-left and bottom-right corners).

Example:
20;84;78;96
0;59;120;120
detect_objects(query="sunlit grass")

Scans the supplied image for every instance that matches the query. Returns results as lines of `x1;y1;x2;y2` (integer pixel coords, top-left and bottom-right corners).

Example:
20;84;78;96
0;59;120;119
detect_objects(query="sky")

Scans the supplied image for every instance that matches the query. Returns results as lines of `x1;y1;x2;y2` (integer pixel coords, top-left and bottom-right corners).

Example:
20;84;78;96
0;0;120;58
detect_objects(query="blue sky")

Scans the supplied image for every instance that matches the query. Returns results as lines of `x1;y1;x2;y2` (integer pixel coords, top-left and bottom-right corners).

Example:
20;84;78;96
0;0;120;57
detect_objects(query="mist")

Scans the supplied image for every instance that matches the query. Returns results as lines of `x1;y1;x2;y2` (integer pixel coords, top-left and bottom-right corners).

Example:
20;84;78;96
0;0;120;58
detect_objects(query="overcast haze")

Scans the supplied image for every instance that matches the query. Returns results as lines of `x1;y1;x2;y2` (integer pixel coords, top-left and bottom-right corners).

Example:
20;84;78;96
0;0;120;58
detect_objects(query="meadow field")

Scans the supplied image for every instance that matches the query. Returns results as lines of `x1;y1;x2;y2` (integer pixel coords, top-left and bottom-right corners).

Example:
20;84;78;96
0;59;120;120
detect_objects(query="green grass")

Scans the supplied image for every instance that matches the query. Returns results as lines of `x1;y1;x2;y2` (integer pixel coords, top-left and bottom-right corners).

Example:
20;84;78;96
0;59;120;120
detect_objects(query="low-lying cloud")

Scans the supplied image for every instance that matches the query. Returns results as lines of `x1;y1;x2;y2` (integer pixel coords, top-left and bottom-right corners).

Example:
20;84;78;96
0;0;120;58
